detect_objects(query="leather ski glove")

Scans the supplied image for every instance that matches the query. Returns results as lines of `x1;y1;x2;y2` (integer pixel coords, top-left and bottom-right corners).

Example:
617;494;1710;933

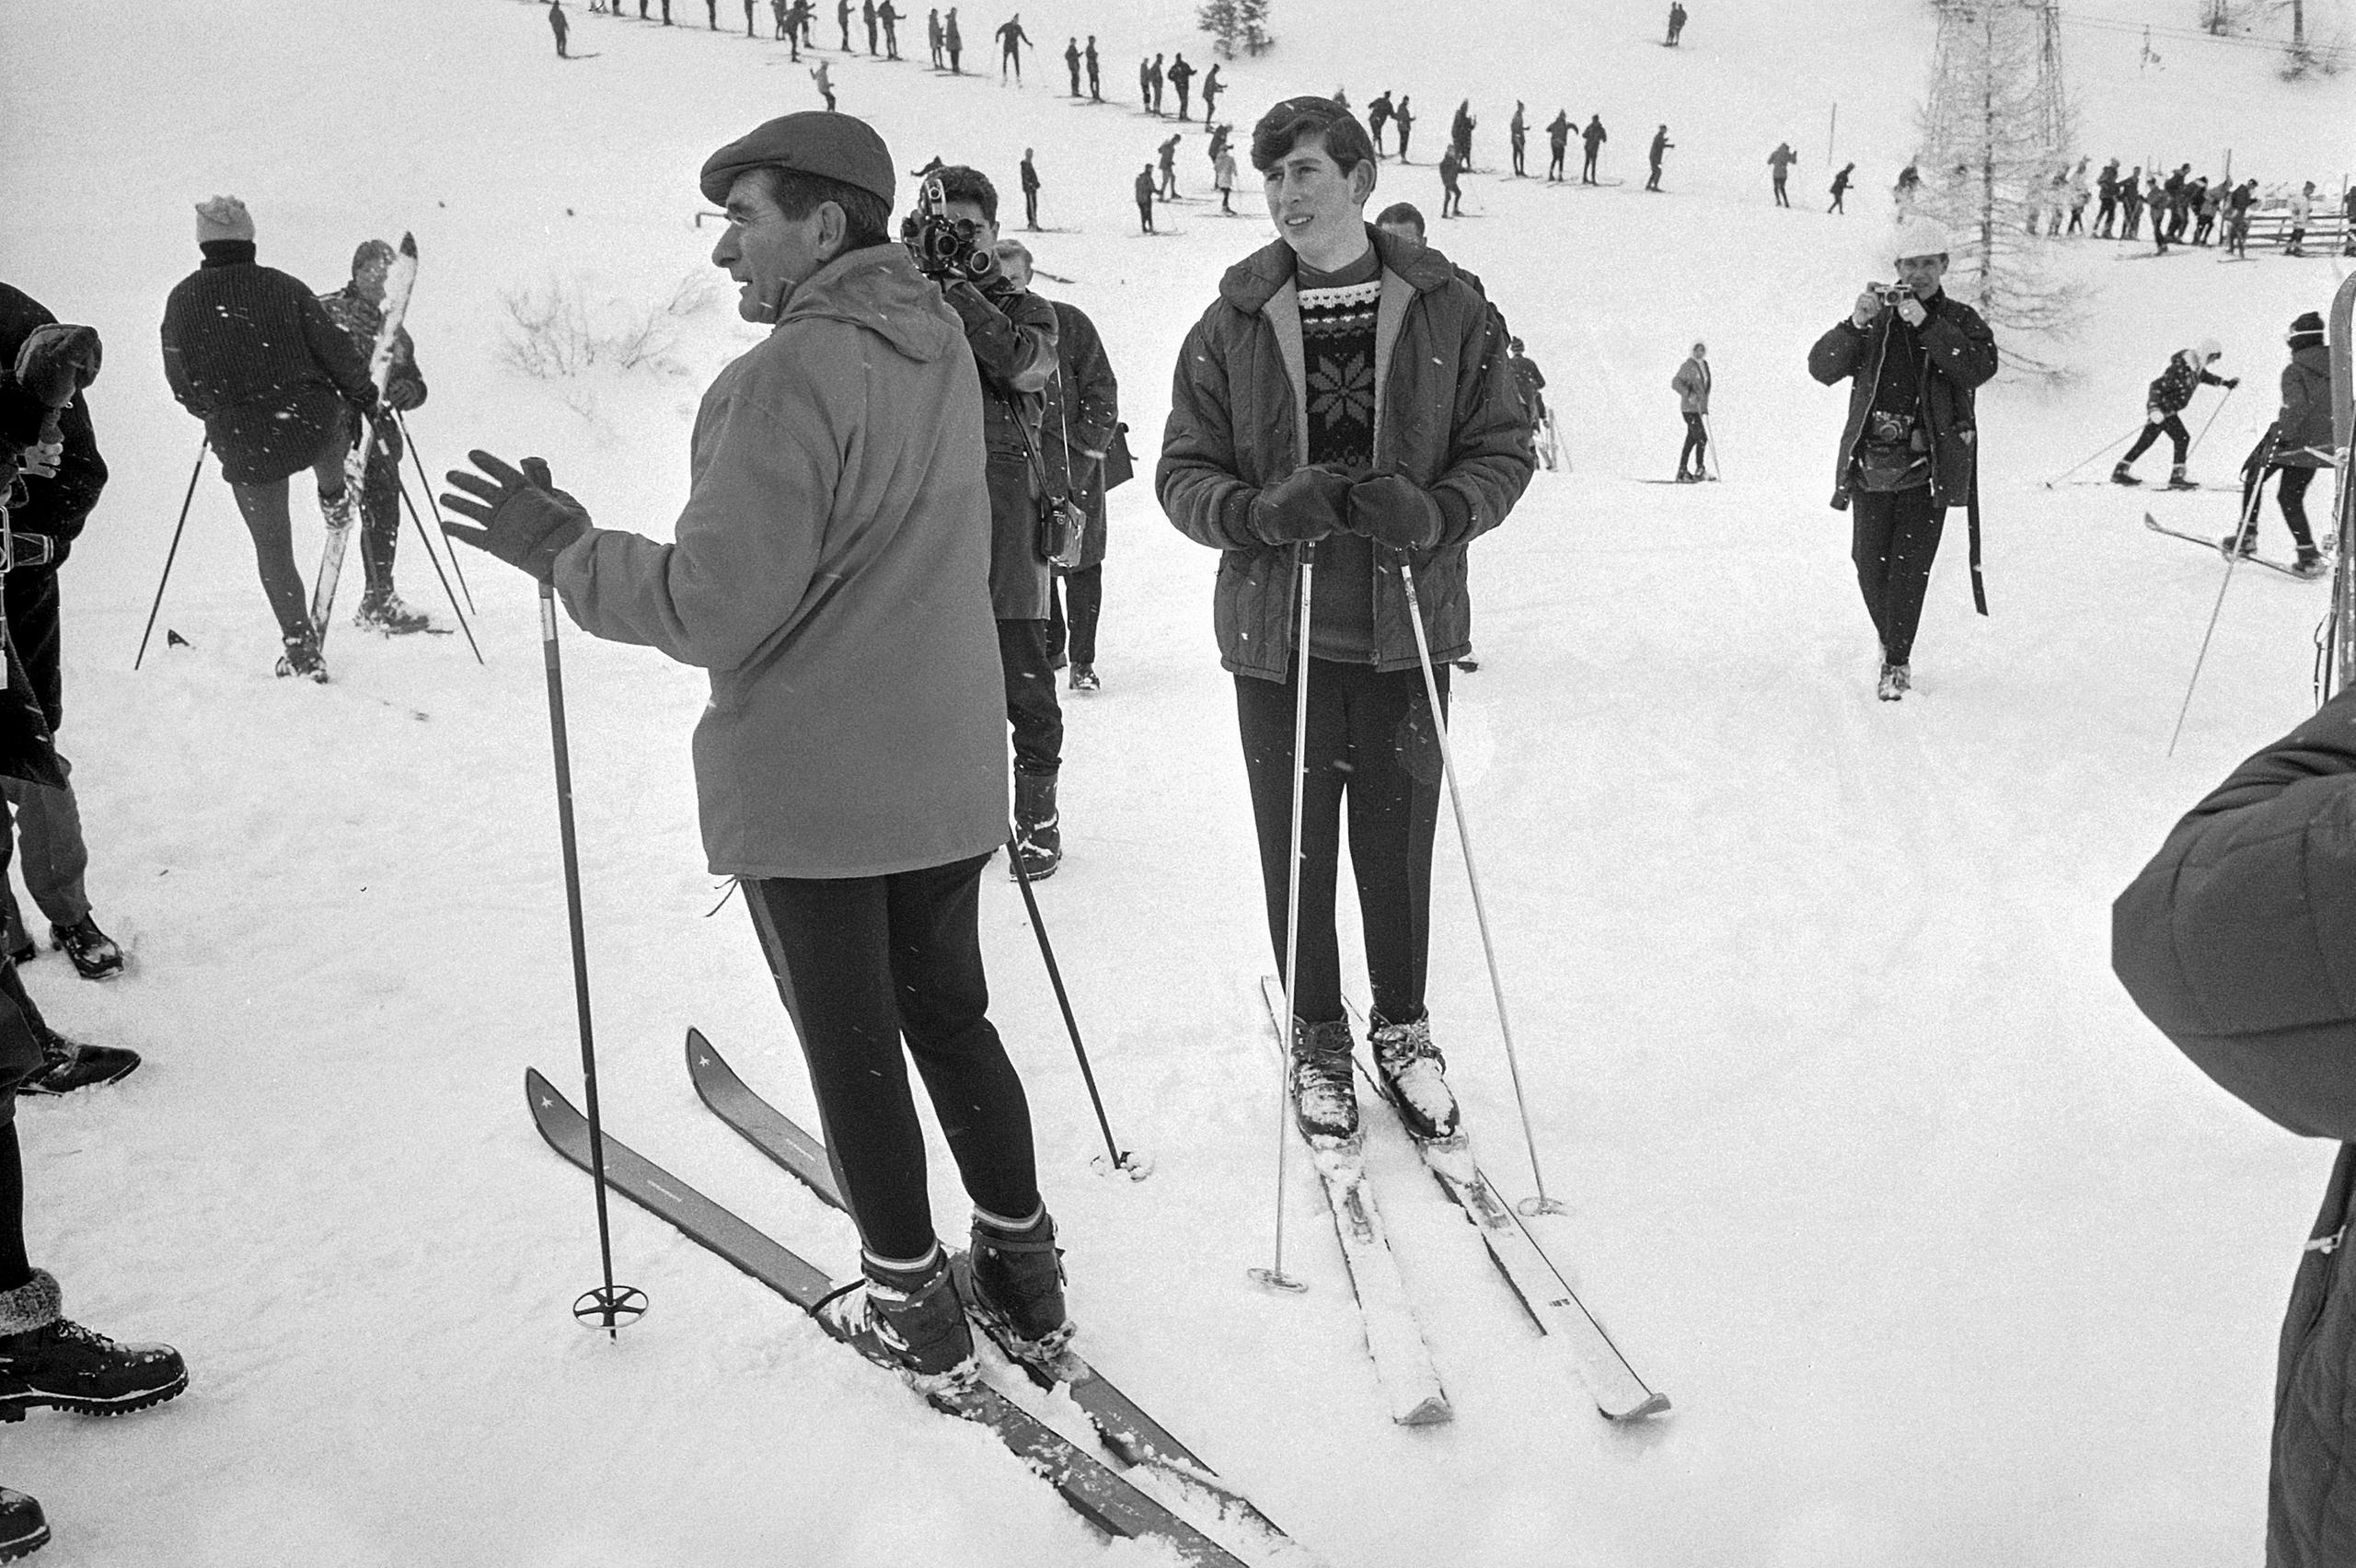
1250;464;1352;546
441;452;591;583
1347;473;1445;552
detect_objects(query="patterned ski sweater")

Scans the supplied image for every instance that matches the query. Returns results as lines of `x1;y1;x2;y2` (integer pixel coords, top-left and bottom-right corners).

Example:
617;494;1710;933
1298;259;1380;662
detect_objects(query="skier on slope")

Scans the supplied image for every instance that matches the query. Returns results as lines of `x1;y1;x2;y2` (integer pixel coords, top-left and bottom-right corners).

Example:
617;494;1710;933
2111;340;2236;490
1807;214;1999;702
1214;143;1239;213
2286;181;2316;257
548;0;569;57
1201;62;1221;120
440;113;1075;1389
1507;337;1551;467
1768;142;1796;208
1148;52;1164;113
2221;311;2333;578
1062;35;1079;95
1392;95;1414;161
942;6;960;71
1083;34;1100;98
1645;124;1672;191
1018;148;1041;230
1134;163;1157;232
810;58;836;109
1829;160;1854;213
1157;133;1181;199
159;197;377;682
1670;341;1711;481
1367;91;1392;156
1159;96;1531;1143
1449;99;1474;169
2095;157;2119;235
1438;144;1463;219
994;13;1025;81
1546;110;1571;182
1167;52;1194;120
926;5;941;66
1580;113;1606;182
317;241;435;637
1509;102;1527;178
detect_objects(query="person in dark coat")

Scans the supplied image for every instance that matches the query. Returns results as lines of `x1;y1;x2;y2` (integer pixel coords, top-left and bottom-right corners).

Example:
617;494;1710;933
1366;91;1392;156
860;0;877;51
1508;102;1527;178
942;6;960;71
1157;133;1180;199
1438;145;1463;218
2094;157;2119;235
1646;124;1672;191
1063;35;1080;95
1148;52;1164;113
1546;110;1571;181
1580;113;1606;182
2224;312;2333;575
932;167;1066;877
317;241;433;636
1806;214;1999;700
1200;63;1221;120
1168;52;1195;120
877;0;897;56
997;242;1120;692
1018;149;1041;229
549;0;570;56
1768;142;1797;207
1829;160;1854;213
1670;341;1711;480
1158;96;1531;1145
2112;688;2356;1568
159;197;376;681
0;287;122;984
1134;164;1157;232
2113;340;2235;489
1392;95;1414;161
994;13;1026;81
926;6;941;66
2119;166;2144;239
1083;34;1099;98
1449;100;1474;168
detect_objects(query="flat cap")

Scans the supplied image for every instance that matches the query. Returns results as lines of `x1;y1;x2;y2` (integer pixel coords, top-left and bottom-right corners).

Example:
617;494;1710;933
699;113;895;210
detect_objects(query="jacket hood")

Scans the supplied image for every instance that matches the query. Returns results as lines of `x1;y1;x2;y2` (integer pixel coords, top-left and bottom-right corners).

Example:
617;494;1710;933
774;244;964;364
2292;342;2330;373
1217;224;1458;314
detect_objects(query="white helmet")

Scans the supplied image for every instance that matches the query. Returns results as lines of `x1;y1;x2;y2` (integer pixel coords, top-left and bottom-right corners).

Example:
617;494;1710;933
1888;214;1953;265
2195;336;2223;362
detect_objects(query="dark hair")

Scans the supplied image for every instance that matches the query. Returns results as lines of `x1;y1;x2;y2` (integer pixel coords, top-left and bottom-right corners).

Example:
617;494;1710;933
756;167;893;251
1250;97;1377;179
1373;202;1425;237
930;164;999;226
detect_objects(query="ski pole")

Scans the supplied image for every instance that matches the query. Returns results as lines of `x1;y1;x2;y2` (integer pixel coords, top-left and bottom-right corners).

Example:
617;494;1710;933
1250;541;1314;1297
1003;829;1149;1180
2185;381;2235;465
2167;456;2275;756
134;437;208;672
398;413;477;615
392;469;486;665
1701;412;1723;482
1396;555;1566;1216
2041;424;2142;489
538;581;646;1337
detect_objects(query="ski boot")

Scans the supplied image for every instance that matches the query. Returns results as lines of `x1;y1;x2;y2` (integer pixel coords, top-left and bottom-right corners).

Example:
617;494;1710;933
1011;772;1060;880
0;1486;45;1562
1288;1016;1358;1141
1877;661;1910;702
49;917;121;982
2165;464;2199;490
1068;663;1101;693
0;1273;188;1419
2110;461;2141;487
274;629;329;684
2218;532;2257;560
354;592;434;637
1369;1011;1460;1142
2294;548;2327;581
16;1031;140;1098
813;1248;977;1395
962;1207;1074;1361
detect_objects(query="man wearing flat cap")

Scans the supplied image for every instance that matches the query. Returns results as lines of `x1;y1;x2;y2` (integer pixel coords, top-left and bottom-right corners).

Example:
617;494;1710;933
439;112;1075;1393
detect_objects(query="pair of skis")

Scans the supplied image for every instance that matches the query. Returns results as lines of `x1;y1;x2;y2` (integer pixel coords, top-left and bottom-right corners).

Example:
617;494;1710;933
527;1030;1315;1568
2143;512;2321;580
310;232;420;648
1255;977;1669;1429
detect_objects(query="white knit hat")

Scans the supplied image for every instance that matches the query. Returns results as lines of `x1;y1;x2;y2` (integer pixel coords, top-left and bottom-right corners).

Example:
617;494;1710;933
195;196;255;245
1888;213;1953;263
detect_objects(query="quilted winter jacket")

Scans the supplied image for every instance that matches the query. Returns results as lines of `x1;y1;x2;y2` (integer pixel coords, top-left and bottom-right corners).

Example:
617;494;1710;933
1157;225;1532;680
553;244;1007;881
1038;297;1119;571
2113;689;2356;1566
943;275;1058;619
2275;344;2334;468
0;282;105;559
2148;351;2224;418
1807;290;1998;510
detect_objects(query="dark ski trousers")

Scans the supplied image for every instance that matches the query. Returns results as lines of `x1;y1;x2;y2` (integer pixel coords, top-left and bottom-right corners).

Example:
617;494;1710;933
1678;412;1708;476
1850;485;1946;666
1045;564;1102;668
745;859;1042;1270
2235;460;2317;554
228;423;349;641
2121;413;2190;469
1236;658;1445;1028
998;617;1062;777
1581;147;1599;182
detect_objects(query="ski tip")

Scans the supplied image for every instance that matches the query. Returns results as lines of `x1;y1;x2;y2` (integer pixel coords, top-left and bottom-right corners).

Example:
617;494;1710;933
1396;1394;1454;1427
686;1023;712;1056
398;231;418;254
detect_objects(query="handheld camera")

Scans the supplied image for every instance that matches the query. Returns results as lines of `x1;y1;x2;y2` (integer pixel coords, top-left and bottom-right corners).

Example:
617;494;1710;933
901;176;996;283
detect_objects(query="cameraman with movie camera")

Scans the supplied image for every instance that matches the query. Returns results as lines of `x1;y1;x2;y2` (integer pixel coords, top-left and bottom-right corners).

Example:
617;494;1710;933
908;166;1071;879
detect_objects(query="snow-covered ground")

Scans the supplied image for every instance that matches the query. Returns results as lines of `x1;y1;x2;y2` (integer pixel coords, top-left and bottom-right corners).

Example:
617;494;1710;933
3;0;2355;1562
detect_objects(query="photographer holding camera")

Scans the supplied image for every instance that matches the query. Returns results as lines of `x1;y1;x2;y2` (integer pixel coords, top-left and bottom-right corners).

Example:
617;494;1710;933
1807;216;1997;702
915;166;1068;880
439;113;1075;1391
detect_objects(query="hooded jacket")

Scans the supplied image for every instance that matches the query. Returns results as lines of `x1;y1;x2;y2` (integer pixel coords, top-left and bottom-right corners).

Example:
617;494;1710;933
2275;343;2333;467
1157;225;1532;680
2113;689;2356;1567
1807;289;1998;510
553;245;1007;881
0;283;104;561
1037;296;1118;570
2149;351;2224;418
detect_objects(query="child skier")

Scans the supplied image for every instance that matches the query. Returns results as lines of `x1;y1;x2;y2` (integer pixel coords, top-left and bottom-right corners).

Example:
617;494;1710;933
2113;340;2237;489
2223;312;2333;579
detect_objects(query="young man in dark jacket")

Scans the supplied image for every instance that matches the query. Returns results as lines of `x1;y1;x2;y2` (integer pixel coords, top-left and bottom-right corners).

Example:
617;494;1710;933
1158;96;1531;1144
2113;687;2356;1568
0;286;124;984
1807;215;1999;700
159;197;377;682
2113;340;2235;489
932;166;1067;877
318;241;434;636
2224;311;2333;575
1580;114;1607;182
441;113;1070;1389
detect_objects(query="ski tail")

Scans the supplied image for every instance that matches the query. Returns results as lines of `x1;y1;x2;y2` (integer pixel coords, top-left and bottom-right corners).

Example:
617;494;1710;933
314;232;419;644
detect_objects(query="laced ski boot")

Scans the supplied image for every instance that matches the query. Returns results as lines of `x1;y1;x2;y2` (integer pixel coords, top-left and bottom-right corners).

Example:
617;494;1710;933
1068;663;1101;693
0;1485;46;1562
2294;548;2328;581
1288;1016;1358;1141
2218;531;2257;560
813;1248;977;1395
2165;464;2200;490
274;629;329;684
1011;771;1061;880
962;1207;1074;1361
0;1272;188;1419
1369;1010;1460;1142
2110;461;2141;486
1877;661;1909;701
354;591;434;636
48;917;121;982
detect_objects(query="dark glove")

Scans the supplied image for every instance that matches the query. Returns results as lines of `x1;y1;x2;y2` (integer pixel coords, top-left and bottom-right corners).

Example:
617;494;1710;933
440;452;592;582
12;325;101;407
348;385;381;423
2223;376;2241;389
1347;473;1445;552
385;379;425;413
1249;465;1353;546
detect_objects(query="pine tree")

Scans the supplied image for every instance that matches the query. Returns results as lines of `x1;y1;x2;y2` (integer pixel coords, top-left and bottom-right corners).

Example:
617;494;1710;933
1239;0;1272;55
1916;0;2087;375
1197;0;1241;58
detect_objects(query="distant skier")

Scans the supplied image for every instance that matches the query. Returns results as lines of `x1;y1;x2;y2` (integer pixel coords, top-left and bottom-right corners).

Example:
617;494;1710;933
1207;121;1231;164
1508;337;1552;467
549;0;570;57
811;58;835;109
1768;142;1796;208
1168;52;1194;120
1438;145;1463;219
1136;54;1152;111
1580;113;1606;182
1545;110;1570;181
994;13;1026;79
942;6;960;70
1149;52;1164;112
1807;215;1999;702
2187;176;2214;245
1200;63;1221;121
747;0;761;40
835;0;849;48
2095;157;2119;235
1671;341;1711;481
1367;91;1393;155
2147;178;2173;255
1666;0;1687;44
877;0;897;56
1214;144;1238;213
1893;160;1921;205
1019;148;1040;229
1509;102;1527;178
2112;340;2235;490
860;0;876;51
1646;125;1672;191
1083;34;1099;98
318;241;435;636
2222;311;2331;578
1450;99;1474;169
1134;163;1156;233
2225;178;2257;257
2067;161;2091;234
2285;181;2315;256
926;6;941;65
1393;95;1415;161
1157;133;1180;199
1829;161;1854;213
1063;35;1079;94
2119;167;2143;238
